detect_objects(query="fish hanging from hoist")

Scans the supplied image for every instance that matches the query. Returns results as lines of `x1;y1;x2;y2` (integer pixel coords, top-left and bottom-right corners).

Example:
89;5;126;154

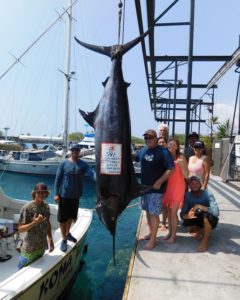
74;8;153;264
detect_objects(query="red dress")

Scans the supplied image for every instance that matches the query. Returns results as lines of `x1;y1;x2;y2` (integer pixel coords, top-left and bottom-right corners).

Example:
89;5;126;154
163;156;185;209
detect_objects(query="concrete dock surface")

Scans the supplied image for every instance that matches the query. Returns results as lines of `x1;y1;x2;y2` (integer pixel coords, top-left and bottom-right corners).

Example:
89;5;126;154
123;175;240;300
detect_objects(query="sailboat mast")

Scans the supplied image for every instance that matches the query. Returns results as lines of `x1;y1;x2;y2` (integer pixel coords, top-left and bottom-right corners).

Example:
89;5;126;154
63;0;73;153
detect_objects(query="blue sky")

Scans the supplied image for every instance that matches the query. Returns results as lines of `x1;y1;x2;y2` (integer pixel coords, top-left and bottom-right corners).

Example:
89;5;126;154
0;0;239;139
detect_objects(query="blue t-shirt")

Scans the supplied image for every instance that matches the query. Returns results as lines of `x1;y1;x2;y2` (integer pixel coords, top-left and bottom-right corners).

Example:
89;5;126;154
54;159;96;199
136;145;174;193
180;190;219;219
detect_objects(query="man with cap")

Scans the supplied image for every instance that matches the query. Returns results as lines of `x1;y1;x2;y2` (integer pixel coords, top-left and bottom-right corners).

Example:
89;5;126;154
184;132;199;161
180;176;219;252
18;183;54;269
54;144;96;252
135;129;174;250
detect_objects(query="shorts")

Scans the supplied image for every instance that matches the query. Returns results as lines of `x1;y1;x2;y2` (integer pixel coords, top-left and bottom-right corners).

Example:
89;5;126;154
141;193;163;216
182;212;219;229
18;248;44;270
57;197;79;223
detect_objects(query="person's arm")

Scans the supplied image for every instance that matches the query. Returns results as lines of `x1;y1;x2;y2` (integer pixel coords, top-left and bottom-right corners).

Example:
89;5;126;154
54;162;64;202
18;213;46;233
85;163;96;181
134;146;147;162
202;156;210;189
207;191;219;217
180;194;191;219
153;169;173;190
192;192;219;217
153;147;174;189
177;154;189;179
47;220;54;252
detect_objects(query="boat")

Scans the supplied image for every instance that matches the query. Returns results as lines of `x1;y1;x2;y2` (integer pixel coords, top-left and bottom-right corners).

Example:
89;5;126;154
78;133;95;151
77;133;96;167
0;187;92;300
0;148;62;176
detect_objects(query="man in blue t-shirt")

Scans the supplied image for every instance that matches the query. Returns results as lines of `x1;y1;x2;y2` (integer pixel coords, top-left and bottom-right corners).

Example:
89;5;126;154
180;176;219;252
135;129;174;250
54;144;96;252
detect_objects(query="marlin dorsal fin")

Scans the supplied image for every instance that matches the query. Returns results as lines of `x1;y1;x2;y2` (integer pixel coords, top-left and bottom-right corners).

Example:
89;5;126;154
79;109;95;128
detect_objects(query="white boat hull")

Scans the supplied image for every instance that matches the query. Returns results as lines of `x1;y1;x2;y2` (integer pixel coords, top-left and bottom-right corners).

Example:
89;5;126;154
0;188;92;300
0;160;60;176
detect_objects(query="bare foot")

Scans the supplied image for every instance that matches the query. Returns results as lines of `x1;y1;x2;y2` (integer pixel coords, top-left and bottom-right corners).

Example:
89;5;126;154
160;224;167;231
189;231;203;240
166;237;176;244
143;241;157;250
194;233;203;240
162;234;171;241
198;242;208;252
138;234;151;241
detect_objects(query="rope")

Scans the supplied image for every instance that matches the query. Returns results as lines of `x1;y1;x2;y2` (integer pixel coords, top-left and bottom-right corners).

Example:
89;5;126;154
121;0;126;45
117;0;126;45
117;0;123;45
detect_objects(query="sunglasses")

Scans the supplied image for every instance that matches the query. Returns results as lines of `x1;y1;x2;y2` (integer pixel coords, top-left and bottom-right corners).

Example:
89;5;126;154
144;136;155;140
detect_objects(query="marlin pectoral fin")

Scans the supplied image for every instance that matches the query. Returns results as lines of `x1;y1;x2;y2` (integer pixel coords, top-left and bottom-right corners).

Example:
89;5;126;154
74;37;112;58
102;77;110;87
79;109;95;128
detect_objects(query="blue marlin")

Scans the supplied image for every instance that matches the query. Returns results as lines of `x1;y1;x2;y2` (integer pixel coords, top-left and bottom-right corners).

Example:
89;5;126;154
75;31;150;263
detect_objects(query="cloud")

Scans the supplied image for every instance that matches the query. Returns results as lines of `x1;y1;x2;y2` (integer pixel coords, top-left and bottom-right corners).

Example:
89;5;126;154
213;103;235;123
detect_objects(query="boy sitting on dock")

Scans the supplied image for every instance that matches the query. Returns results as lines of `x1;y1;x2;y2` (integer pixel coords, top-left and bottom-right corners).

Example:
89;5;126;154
180;176;219;252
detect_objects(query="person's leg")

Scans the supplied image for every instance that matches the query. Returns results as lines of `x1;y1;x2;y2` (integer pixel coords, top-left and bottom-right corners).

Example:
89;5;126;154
139;212;151;240
198;217;211;252
160;206;168;231
141;193;161;248
167;204;178;243
139;195;152;240
60;222;67;240
144;214;159;250
66;219;72;235
163;208;172;240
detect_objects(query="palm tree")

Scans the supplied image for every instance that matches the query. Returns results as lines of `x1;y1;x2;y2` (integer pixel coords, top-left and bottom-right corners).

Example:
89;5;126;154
208;115;219;143
216;118;232;139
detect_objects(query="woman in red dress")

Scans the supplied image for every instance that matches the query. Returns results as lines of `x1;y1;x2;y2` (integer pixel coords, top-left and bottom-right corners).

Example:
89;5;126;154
163;138;189;243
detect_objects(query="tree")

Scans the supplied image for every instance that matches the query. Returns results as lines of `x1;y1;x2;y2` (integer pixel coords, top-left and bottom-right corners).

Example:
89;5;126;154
208;115;219;143
68;132;83;142
216;118;231;139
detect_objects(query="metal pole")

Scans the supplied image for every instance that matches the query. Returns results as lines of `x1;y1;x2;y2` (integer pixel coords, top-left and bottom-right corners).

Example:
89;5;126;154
185;0;195;148
172;61;178;136
63;0;72;153
4;127;10;140
198;105;201;133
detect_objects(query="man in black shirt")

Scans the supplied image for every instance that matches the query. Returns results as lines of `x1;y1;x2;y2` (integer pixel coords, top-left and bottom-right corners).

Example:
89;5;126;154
135;129;174;250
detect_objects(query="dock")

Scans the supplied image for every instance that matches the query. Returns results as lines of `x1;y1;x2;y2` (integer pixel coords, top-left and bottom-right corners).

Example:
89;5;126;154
123;175;240;300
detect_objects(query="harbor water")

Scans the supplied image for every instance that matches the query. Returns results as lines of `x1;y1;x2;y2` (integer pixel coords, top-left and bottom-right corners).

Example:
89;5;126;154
0;172;141;300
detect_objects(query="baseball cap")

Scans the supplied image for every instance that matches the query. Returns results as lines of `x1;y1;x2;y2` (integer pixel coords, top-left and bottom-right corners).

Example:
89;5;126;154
33;183;49;192
143;129;157;138
189;175;202;183
187;132;199;139
193;141;205;149
69;143;80;151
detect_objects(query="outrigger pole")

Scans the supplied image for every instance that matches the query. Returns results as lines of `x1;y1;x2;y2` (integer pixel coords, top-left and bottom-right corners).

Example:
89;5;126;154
0;0;79;81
